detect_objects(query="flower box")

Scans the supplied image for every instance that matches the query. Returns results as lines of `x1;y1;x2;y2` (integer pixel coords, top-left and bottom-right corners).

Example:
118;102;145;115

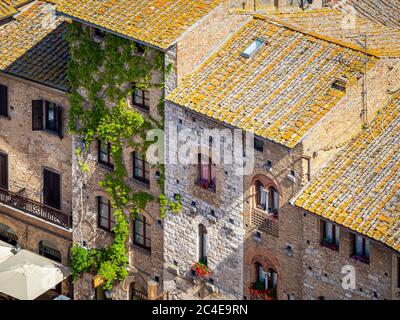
191;261;211;278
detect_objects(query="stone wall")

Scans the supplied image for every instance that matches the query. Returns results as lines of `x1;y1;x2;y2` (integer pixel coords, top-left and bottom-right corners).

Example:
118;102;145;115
302;58;400;176
175;2;250;84
300;210;399;300
0;73;72;297
163;102;245;299
70;39;166;299
243;137;306;300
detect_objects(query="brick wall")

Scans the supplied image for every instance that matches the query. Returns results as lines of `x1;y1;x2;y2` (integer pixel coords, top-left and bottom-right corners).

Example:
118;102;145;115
163;102;245;299
0;73;72;297
175;2;250;83
300;210;398;300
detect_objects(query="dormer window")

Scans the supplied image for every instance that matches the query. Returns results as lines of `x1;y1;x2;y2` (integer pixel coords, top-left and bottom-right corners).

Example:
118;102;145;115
240;38;265;58
331;76;348;92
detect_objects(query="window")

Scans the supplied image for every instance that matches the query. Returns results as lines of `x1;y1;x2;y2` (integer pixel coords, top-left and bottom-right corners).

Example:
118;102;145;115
32;100;63;137
98;140;114;169
97;196;115;232
134;42;146;55
198;224;208;265
0;152;8;189
255;262;265;289
0;223;18;246
254;263;278;292
93;27;105;39
43;169;61;210
132;85;149;111
130;282;147;300
133;152;150;185
240;38;265;58
133;214;151;251
351;234;370;263
397;256;400;289
197;154;216;192
255;180;278;216
321;221;339;250
254;138;264;152
0;84;8;117
332;76;347;92
39;240;61;263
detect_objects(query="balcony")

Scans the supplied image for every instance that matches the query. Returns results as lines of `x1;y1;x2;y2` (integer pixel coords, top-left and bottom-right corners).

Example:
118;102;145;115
0;187;71;229
251;208;279;237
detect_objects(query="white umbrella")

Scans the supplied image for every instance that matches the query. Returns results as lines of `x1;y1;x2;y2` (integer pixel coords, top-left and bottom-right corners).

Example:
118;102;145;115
0;249;71;300
0;240;13;263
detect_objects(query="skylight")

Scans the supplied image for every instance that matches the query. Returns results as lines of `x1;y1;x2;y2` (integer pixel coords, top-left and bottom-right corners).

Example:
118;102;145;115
240;38;265;58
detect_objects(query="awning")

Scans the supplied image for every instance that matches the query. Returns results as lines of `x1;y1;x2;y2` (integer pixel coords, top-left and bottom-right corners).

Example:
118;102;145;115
0;240;13;263
0;249;71;300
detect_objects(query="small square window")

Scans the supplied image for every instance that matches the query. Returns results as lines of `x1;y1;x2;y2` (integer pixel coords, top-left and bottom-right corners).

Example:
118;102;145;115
0;84;8;117
254;138;264;152
94;28;105;39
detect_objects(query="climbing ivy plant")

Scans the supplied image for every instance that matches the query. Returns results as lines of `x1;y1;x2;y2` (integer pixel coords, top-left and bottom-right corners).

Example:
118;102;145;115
66;22;180;291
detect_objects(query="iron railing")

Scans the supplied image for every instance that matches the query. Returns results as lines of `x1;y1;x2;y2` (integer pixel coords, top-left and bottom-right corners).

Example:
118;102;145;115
0;187;71;229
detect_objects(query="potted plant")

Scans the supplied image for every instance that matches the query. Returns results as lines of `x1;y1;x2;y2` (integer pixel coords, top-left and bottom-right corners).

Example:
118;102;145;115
191;260;210;278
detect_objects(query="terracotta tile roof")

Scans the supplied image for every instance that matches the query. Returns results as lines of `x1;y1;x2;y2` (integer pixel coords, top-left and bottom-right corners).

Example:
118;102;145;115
338;0;400;30
0;0;18;20
0;1;70;91
268;9;400;57
167;16;375;148
294;93;400;253
55;0;222;50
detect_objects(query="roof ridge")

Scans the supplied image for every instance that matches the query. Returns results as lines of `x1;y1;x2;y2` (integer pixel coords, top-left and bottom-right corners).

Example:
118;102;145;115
251;13;380;57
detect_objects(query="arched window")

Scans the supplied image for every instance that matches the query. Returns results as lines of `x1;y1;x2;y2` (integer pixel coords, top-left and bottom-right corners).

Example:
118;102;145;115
0;223;18;246
255;180;279;216
255;262;266;289
39;240;61;263
198;224;208;265
268;186;279;214
266;268;278;290
197;154;216;192
255;180;266;210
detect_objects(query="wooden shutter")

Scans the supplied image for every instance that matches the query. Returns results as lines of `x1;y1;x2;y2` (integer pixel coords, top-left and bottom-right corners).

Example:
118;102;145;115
43;169;61;209
57;106;63;138
0;85;8;117
0;153;8;189
32;100;43;130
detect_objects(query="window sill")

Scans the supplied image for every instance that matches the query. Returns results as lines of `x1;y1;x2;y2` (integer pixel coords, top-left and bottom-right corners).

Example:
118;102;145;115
98;226;115;236
98;161;115;171
195;180;216;193
132;177;150;189
253;207;279;220
132;104;150;113
0;114;10;120
133;243;151;255
320;242;339;252
351;255;370;264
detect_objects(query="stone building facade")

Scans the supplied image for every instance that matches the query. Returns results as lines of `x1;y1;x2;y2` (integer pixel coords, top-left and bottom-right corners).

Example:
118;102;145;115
0;73;73;297
1;0;399;301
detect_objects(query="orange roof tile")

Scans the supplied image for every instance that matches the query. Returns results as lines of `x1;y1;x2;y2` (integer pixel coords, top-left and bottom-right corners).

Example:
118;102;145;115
167;16;375;148
56;0;223;49
294;93;400;253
